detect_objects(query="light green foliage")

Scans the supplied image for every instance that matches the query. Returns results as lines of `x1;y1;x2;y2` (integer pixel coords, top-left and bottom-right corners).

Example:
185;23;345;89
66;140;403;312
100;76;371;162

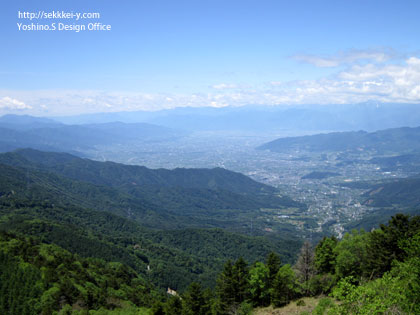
333;230;368;280
329;217;420;314
0;233;160;314
332;274;406;314
248;262;269;306
332;232;420;315
312;297;335;315
314;236;337;274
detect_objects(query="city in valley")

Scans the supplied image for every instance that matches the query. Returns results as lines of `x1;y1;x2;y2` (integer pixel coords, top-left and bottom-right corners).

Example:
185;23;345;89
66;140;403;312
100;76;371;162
86;131;405;239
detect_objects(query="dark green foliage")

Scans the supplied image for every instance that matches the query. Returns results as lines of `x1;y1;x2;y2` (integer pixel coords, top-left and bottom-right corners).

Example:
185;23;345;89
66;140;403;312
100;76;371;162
0;196;299;291
182;282;209;315
314;236;337;274
0;152;301;292
232;258;250;304
271;264;299;307
365;213;420;278
307;273;336;295
214;258;251;313
266;251;281;287
0;251;43;315
151;301;165;315
0;149;306;232
215;260;236;312
163;295;183;315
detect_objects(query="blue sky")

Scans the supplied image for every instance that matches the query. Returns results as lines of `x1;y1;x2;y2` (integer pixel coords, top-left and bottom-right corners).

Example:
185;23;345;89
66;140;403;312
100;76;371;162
1;0;420;115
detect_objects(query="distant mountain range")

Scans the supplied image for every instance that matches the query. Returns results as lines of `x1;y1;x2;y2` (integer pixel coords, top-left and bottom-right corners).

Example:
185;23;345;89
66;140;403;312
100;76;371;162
258;126;420;155
51;103;420;133
0;115;186;154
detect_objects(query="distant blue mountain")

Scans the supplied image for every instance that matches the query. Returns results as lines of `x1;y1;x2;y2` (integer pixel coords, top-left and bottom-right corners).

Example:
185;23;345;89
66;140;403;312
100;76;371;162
0;114;186;154
258;126;420;154
53;103;420;133
0;114;62;130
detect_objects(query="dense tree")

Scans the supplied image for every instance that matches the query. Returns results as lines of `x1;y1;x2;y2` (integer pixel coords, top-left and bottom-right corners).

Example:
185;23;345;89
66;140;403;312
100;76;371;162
266;252;281;288
366;214;420;278
214;260;235;313
271;264;299;307
248;262;269;306
334;229;369;281
232;257;249;304
163;295;183;315
0;233;162;314
314;236;337;274
214;257;250;313
182;282;209;315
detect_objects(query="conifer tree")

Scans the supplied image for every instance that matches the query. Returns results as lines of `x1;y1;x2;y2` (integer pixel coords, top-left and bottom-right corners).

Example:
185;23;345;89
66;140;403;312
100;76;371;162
266;252;281;288
271;264;299;307
232;257;249;304
215;260;236;313
164;295;183;315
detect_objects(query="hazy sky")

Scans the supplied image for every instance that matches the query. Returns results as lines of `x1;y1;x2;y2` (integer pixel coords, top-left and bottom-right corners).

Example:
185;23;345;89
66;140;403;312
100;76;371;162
1;0;420;115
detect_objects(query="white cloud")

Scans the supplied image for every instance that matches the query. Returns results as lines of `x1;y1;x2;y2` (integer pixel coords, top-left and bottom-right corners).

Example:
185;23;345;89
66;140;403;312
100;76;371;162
211;83;239;90
1;54;420;115
294;49;395;68
0;97;32;110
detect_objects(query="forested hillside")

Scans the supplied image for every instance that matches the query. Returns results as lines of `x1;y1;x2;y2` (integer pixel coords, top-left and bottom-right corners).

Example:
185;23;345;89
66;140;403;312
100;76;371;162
1;213;418;314
1;148;418;314
0;150;302;295
0;149;304;232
